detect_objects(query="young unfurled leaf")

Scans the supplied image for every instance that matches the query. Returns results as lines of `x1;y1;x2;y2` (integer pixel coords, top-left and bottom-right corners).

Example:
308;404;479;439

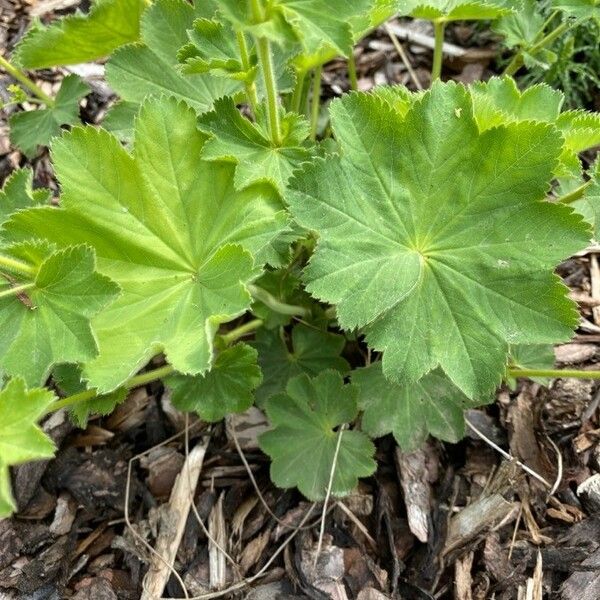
288;83;589;398
396;0;519;21
7;98;286;392
53;363;127;428
167;343;262;422
0;378;56;517
253;323;349;405
14;0;146;69
553;0;600;22
9;75;90;157
0;244;120;387
0;169;50;231
353;362;483;451
106;0;241;115
259;371;376;500
199;97;314;194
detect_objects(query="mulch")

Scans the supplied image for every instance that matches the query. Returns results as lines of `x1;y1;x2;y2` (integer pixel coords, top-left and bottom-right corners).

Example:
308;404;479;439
2;2;600;599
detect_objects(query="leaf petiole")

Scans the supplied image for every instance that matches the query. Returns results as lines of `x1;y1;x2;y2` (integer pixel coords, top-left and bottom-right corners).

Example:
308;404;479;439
309;65;322;141
0;54;55;107
236;30;259;112
431;20;445;81
556;181;592;205
220;318;264;345
509;368;600;380
247;283;310;317
347;53;358;91
0;254;36;277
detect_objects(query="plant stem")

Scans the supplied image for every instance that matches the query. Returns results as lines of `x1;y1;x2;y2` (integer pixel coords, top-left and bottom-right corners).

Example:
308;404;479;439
347;52;358;91
220;318;264;345
0;55;54;107
236;30;259;113
509;368;600;380
309;65;322;141
290;68;307;113
0;282;34;300
557;180;592;204
431;20;445;81
47;364;175;413
0;253;36;277
247;283;310;317
502;52;524;76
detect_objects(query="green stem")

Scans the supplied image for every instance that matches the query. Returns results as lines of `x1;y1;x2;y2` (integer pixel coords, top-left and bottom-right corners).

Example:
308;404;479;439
431;20;445;81
236;30;259;113
247;283;310;318
221;318;264;346
256;36;282;145
290;68;307;113
47;364;175;413
502;52;524;77
509;368;600;380
557;181;592;205
348;52;358;91
309;65;322;141
0;55;54;107
0;282;34;300
0;253;36;277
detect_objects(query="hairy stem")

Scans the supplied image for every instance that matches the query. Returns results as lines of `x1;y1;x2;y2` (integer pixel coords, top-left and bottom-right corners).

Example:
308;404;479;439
309;65;322;141
431;20;445;81
0;55;55;106
0;282;35;300
347;52;358;91
557;181;592;205
247;283;310;317
509;368;600;380
290;68;307;113
0;254;36;277
220;318;264;345
236;30;259;112
47;364;176;413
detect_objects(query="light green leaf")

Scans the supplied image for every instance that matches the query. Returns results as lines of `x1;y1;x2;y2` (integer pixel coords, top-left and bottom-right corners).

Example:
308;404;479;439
199;97;314;193
102;101;139;143
493;0;545;48
0;168;50;231
253;323;349;405
0;244;120;386
7;97;286;392
353;362;481;450
288;83;589;398
0;378;56;517
167;343;262;422
573;158;600;239
553;0;600;21
259;371;376;500
14;0;146;68
9;75;90;157
106;0;241;115
53;363;127;428
396;0;520;21
556;110;600;154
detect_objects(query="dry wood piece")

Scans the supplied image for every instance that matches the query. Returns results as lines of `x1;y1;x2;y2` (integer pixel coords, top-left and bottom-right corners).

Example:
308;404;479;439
141;437;210;600
208;491;228;590
454;551;474;600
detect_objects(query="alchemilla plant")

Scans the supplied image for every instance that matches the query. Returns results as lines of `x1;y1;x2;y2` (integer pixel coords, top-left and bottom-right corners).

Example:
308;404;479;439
1;0;600;515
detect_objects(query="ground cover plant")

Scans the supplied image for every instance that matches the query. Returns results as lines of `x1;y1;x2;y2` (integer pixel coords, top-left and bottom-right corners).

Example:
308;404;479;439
1;2;600;590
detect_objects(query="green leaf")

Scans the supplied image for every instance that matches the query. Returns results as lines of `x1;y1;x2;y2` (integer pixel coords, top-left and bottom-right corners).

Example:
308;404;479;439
0;168;50;231
0;378;56;517
14;0;146;68
556;110;600;154
166;343;262;422
259;371;376;500
102;101;139;143
573;158;600;239
0;244;120;386
353;362;481;450
288;83;589;398
199;97;314;194
396;0;520;21
553;0;600;22
106;0;241;115
7;97;286;392
253;323;349;405
507;343;554;388
9;74;90;157
53;363;127;428
493;0;545;48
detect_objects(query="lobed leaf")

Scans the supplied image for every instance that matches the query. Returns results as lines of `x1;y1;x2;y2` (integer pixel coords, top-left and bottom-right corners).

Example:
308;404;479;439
573;158;600;240
167;343;262;422
259;371;376;500
288;83;589;398
9;75;90;157
14;0;146;68
6;97;286;392
0;168;50;232
0;378;56;517
493;0;545;48
396;0;520;21
552;0;600;21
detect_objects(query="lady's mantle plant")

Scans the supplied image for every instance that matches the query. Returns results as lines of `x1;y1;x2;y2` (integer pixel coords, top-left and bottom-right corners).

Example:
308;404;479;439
1;0;600;515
